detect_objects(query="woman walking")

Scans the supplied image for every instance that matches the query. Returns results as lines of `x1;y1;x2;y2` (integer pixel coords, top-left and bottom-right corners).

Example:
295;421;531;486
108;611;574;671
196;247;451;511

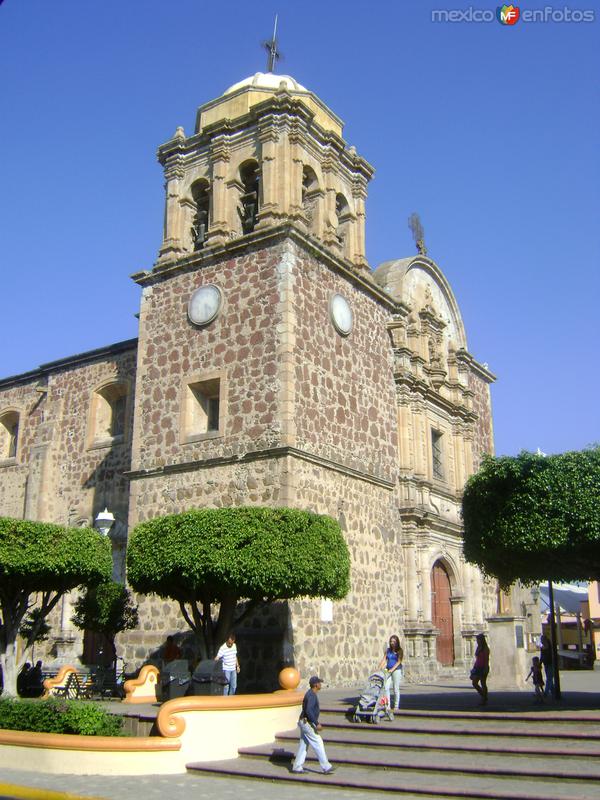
379;634;403;711
470;633;490;705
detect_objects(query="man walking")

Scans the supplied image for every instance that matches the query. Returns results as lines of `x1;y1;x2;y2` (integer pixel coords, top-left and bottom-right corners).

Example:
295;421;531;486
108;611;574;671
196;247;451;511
214;632;240;695
292;675;335;775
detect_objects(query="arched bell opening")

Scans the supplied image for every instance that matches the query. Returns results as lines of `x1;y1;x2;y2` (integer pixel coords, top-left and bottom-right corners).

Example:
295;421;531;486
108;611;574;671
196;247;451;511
190;179;210;251
238;160;260;234
301;165;321;235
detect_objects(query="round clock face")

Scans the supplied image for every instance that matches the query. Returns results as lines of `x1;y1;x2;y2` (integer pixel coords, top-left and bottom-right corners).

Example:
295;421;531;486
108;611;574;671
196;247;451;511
330;293;353;336
188;285;222;326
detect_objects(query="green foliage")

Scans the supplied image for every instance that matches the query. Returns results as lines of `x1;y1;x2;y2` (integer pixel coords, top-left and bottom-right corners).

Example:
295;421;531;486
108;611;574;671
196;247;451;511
0;697;124;736
0;518;113;596
72;580;139;639
462;448;600;586
0;517;112;697
127;506;350;656
127;506;350;601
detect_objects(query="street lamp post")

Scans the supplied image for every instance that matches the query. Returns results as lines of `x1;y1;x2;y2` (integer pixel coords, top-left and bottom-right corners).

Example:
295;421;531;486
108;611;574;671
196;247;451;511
547;579;562;701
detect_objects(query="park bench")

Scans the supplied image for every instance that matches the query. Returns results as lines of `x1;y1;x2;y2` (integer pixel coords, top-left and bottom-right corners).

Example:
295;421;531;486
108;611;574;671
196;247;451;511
53;671;94;700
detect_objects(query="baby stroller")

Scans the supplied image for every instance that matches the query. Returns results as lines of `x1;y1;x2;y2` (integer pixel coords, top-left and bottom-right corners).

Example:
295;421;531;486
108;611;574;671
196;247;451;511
352;670;394;723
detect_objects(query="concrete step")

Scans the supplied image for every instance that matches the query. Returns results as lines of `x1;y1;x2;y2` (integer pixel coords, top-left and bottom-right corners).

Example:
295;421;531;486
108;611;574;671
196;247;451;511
187;756;600;800
314;714;600;742
320;705;600;725
238;740;600;780
273;725;600;757
187;699;600;799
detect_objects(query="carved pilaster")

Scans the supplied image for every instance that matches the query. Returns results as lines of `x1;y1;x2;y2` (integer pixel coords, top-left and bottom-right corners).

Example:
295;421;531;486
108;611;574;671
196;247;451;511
207;134;231;246
156;156;186;264
256;117;281;228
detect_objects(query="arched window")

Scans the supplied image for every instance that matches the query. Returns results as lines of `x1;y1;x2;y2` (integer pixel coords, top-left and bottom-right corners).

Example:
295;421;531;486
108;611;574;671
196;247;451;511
89;383;128;446
190;179;210;251
302;166;320;233
238;160;260;234
0;410;19;460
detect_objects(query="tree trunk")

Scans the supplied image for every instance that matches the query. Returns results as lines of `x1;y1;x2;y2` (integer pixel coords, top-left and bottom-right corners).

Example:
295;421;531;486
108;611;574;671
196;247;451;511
0;642;19;698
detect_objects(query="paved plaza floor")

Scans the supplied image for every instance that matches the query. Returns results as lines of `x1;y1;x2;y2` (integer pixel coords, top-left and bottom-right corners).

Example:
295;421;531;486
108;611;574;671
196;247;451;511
1;670;598;800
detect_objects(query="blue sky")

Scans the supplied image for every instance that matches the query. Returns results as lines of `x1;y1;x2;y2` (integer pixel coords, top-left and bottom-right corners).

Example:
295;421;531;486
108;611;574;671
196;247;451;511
1;0;598;457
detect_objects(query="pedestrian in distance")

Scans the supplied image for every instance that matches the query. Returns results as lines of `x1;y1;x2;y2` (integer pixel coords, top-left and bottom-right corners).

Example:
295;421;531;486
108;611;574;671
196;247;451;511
470;633;490;705
292;675;335;775
526;655;545;703
378;634;403;711
214;632;240;695
162;635;182;663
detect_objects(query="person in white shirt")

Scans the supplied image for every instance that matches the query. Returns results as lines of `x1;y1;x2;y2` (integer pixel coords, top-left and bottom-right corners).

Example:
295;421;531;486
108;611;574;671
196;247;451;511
214;632;240;695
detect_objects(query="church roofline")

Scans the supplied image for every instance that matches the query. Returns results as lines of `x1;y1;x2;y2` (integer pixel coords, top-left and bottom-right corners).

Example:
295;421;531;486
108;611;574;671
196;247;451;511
0;338;138;389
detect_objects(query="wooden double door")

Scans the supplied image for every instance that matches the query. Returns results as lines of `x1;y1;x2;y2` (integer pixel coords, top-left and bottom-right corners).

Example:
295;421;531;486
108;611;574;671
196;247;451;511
431;561;455;665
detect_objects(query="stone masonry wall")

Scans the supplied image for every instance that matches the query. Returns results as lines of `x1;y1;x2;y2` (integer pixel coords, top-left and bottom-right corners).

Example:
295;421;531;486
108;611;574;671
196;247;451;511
290;243;399;482
469;371;494;462
129;241;286;484
288;459;401;687
123;234;402;686
0;347;136;527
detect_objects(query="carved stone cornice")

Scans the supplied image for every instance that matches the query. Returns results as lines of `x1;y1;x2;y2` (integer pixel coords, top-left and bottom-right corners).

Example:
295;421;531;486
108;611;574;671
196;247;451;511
456;348;495;383
132;222;398;313
397;504;463;539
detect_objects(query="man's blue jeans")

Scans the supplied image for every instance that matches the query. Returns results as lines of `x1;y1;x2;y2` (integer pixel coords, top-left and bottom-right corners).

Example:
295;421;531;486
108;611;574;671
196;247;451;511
292;721;332;772
543;663;554;696
223;669;237;695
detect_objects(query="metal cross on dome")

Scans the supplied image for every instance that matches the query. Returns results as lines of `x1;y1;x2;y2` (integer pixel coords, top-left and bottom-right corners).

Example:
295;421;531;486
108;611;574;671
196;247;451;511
263;14;281;73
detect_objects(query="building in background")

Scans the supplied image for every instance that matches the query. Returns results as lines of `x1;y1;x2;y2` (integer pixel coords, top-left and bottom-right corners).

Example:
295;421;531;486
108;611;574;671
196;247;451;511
0;72;512;686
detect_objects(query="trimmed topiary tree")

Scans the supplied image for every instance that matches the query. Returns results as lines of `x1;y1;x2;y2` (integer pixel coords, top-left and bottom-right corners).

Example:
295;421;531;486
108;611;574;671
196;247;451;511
127;506;351;658
462;447;600;586
71;579;139;665
0;517;112;697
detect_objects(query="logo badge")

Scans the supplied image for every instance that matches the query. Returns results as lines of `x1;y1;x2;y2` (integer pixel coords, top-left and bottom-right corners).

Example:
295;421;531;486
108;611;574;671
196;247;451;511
497;5;520;25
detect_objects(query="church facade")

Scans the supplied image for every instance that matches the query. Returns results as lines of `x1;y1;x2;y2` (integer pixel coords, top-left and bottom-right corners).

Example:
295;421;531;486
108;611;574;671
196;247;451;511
0;73;501;686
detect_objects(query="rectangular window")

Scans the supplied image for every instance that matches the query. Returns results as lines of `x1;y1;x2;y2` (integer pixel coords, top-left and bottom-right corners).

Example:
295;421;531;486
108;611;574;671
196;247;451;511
431;429;444;480
183;376;222;441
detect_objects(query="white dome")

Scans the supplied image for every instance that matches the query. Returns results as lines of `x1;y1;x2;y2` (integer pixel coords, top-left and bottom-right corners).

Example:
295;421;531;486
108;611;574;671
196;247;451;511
224;72;307;95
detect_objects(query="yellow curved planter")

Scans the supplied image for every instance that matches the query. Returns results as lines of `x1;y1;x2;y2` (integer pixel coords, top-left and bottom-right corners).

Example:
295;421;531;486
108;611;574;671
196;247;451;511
0;675;303;776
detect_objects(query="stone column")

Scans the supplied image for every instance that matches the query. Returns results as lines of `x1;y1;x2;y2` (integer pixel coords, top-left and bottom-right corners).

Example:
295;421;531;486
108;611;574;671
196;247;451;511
256;117;280;228
351;177;369;270
403;539;418;622
462;563;474;627
289;146;305;224
207;135;231;246
321;152;340;252
156;149;185;263
472;566;484;624
419;547;432;623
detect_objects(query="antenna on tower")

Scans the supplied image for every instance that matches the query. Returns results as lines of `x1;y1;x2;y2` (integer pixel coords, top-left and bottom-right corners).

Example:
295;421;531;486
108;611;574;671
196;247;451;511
408;212;427;256
263;14;282;73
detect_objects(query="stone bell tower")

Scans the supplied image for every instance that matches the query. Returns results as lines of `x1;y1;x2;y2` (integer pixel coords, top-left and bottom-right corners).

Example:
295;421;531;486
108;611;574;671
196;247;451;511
127;71;400;687
155;72;372;270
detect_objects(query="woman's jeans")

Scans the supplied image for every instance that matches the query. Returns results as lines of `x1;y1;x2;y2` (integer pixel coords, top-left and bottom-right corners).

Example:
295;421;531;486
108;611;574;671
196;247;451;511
384;667;402;708
223;669;237;695
543;663;554;696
